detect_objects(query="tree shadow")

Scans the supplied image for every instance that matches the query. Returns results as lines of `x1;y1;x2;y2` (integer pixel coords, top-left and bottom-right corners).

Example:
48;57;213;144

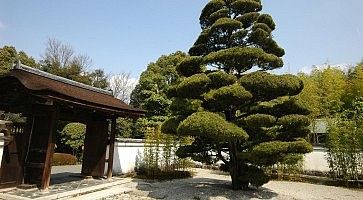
132;177;279;200
50;172;83;184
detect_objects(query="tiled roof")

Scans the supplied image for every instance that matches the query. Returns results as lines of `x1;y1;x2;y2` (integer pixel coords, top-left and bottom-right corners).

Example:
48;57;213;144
1;63;144;117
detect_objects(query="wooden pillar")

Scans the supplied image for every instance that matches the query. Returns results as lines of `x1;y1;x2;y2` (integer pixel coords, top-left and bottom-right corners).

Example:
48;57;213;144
82;120;108;177
107;117;116;178
40;110;58;190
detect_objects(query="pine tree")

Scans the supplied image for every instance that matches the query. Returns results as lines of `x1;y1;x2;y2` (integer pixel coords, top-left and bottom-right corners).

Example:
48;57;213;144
162;0;312;190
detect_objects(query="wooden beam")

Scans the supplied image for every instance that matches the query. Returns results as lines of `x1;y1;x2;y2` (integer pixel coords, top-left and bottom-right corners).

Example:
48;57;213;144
107;118;117;179
40;109;58;190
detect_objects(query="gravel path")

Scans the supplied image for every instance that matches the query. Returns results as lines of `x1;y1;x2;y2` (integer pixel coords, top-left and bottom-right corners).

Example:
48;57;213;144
105;168;363;200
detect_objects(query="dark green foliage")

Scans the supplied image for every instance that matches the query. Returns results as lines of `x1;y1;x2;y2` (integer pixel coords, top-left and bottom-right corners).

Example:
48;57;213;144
277;114;310;130
142;94;171;116
162;0;311;190
0;46;39;76
116;118;134;138
176;73;211;99
176;56;204;77
204;85;252;111
161;116;185;135
169;98;203;116
207;71;237;88
239;71;303;101
242;114;276;128
60;123;85;158
257;14;276;30
231;0;262;14
200;0;226;29
210;18;242;33
178;112;248;140
130;51;187;116
236;12;260;29
249;140;312;166
52;153;78;166
239;165;269;188
204;47;283;73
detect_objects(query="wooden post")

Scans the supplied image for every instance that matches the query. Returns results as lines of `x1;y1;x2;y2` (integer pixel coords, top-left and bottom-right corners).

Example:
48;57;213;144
40;110;58;190
107;117;116;179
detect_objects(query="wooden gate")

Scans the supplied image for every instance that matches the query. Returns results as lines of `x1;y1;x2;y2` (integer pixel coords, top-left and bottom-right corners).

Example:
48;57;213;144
81;120;109;177
0;123;25;188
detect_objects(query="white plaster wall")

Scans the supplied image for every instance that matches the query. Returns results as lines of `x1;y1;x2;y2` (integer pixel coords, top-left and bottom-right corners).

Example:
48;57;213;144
106;139;145;175
107;139;331;175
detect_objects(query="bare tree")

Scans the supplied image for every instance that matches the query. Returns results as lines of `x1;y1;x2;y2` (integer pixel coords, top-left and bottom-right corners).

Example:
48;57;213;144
42;38;74;67
109;72;136;104
71;54;93;70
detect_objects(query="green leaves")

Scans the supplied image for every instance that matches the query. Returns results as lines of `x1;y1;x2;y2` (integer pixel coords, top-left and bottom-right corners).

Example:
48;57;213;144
277;114;310;130
231;0;262;15
176;56;204;77
210;18;242;33
161;116;185;135
169;98;203;115
204;85;252;111
177;111;248;141
239;71;303;100
175;73;211;99
204;47;283;73
249;139;312;165
207;71;237;88
236;12;260;29
60;123;86;151
257;14;276;30
243;114;276;128
200;0;226;29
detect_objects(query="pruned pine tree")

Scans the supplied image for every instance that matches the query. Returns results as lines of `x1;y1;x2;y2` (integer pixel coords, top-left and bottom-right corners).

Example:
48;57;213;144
161;0;312;190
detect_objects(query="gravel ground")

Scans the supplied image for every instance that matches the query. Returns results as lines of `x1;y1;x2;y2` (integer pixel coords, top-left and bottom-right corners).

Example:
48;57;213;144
104;168;363;200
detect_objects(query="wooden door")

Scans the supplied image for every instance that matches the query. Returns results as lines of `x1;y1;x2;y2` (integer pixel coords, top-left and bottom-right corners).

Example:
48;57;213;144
23;112;57;189
0;125;24;188
81;120;109;177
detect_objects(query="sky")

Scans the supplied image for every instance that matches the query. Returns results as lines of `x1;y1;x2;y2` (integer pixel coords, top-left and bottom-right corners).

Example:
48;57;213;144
1;0;363;79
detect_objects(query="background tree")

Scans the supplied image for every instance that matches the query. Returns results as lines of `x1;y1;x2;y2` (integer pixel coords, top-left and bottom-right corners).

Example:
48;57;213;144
297;73;321;118
130;51;187;116
311;67;347;116
40;38;109;89
344;63;363;108
59;123;86;159
109;71;135;103
162;0;312;190
125;52;188;139
0;45;38;75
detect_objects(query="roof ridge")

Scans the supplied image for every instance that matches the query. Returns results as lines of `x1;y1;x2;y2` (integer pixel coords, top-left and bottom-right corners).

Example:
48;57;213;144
13;61;113;96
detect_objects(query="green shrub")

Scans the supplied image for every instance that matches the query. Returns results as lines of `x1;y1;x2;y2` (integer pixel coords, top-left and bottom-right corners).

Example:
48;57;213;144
52;153;77;166
326;118;363;181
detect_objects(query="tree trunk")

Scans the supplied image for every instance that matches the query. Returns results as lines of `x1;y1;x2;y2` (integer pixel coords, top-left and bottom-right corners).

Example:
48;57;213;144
229;141;240;190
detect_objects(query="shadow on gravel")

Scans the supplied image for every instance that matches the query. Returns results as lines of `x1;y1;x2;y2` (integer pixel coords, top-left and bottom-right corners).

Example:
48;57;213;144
50;172;83;184
132;177;278;200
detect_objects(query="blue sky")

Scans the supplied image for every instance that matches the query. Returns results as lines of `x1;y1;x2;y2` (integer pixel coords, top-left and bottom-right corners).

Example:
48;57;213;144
1;0;363;78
